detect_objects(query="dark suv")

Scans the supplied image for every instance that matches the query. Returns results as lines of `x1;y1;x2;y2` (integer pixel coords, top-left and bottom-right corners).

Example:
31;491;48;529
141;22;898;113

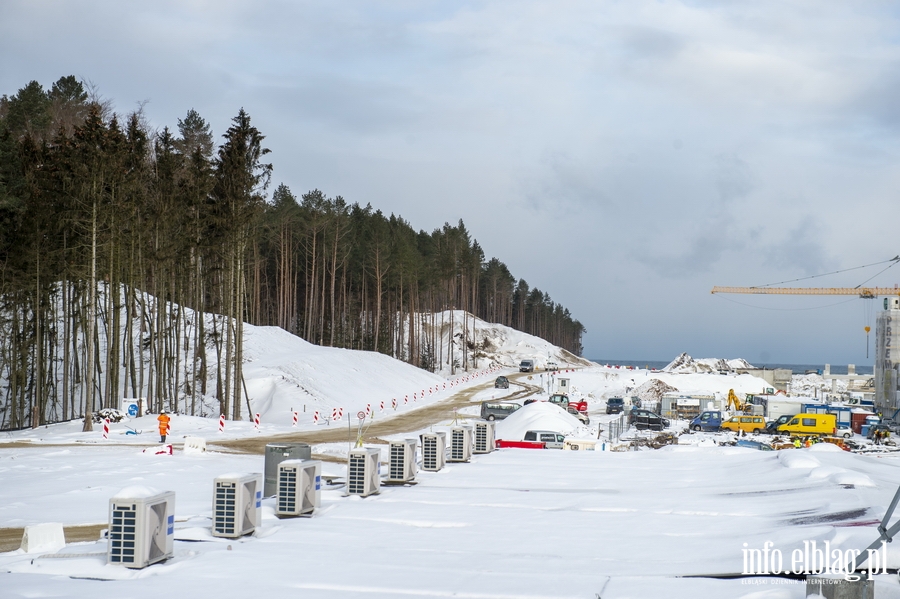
494;376;510;389
628;408;669;431
606;397;625;414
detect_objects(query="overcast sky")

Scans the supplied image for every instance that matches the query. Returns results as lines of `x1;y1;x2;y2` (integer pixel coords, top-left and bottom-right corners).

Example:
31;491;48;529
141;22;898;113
3;1;899;366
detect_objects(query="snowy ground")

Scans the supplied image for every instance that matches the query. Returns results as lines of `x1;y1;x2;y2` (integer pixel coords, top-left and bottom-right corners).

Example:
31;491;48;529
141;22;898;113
4;439;900;598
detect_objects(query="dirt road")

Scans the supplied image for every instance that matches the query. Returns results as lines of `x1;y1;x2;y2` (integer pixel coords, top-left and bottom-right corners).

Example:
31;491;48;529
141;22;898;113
216;372;542;455
0;523;106;554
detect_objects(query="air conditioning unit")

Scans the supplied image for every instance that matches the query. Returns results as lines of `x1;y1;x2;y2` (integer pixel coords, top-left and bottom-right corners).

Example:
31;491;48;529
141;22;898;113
474;421;495;454
212;473;262;538
448;426;472;462
387;439;417;483
276;459;321;517
108;488;174;569
347;448;381;497
421;432;446;472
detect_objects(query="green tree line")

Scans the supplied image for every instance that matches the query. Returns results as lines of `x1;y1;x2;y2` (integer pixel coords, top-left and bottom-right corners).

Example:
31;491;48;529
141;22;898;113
0;76;585;430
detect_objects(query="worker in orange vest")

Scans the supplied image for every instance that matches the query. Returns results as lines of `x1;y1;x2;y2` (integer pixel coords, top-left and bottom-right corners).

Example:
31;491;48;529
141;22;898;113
157;411;171;443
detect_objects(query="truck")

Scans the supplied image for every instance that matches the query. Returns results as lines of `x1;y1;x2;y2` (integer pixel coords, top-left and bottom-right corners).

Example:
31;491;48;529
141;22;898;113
548;394;589;425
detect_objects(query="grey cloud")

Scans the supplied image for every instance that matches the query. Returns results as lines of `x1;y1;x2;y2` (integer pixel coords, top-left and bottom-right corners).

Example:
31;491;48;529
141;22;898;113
763;218;833;276
715;153;755;203
620;27;685;61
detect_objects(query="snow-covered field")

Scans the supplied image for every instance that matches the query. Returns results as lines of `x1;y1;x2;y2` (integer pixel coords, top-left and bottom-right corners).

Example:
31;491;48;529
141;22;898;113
4;436;900;598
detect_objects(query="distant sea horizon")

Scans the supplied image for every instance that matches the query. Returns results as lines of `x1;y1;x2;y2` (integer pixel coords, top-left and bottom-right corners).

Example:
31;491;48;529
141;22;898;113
590;359;874;376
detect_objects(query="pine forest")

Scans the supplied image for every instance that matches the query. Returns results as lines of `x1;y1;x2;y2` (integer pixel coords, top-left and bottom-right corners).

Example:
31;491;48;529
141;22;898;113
0;76;585;431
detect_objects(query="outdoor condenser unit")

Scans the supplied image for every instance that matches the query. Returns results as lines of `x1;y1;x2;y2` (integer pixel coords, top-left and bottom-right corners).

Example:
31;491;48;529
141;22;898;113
108;488;175;569
276;459;321;517
347;448;381;497
473;421;495;454
448;426;473;462
421;432;446;472
387;439;417;483
212;473;262;538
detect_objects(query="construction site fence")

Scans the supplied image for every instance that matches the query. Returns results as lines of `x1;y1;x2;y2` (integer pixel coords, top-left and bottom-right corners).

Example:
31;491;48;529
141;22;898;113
603;414;627;443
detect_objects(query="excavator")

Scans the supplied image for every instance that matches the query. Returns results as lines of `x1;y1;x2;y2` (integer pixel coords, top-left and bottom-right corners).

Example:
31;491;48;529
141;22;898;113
727;389;753;414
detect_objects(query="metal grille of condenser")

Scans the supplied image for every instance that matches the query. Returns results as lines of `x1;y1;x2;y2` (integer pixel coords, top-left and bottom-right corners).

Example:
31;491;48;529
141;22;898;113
109;504;137;564
474;421;495;453
214;481;237;536
421;432;445;471
387;439;416;482
348;452;365;495
277;467;297;514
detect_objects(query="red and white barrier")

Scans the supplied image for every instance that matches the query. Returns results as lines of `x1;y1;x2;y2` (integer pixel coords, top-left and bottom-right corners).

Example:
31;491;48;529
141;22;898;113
313;410;320;425
379;401;385;412
292;411;298;427
366;403;371;417
332;408;338;421
392;398;398;409
404;396;408;405
102;418;110;440
218;414;225;433
254;413;260;431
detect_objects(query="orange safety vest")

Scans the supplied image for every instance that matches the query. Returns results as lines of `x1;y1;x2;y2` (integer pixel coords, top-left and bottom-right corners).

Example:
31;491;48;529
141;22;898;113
157;414;170;434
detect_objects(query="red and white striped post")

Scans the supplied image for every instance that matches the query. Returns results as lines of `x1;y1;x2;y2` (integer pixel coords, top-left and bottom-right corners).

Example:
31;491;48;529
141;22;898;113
102;418;110;440
379;401;384;412
292;411;298;427
366;403;371;417
218;414;225;433
313;410;320;425
392;398;397;410
332;408;338;421
254;413;260;432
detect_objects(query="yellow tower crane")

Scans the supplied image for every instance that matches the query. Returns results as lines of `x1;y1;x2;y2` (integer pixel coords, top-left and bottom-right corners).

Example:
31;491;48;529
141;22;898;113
711;286;900;298
711;285;900;357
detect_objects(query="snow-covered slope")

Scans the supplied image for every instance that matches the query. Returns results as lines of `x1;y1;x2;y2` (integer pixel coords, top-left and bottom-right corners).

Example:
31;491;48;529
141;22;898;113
414;310;592;375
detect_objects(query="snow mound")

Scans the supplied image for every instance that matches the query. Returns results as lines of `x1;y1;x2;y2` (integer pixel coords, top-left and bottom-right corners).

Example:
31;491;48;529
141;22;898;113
663;353;755;374
111;485;163;499
777;451;821;469
494;402;583;440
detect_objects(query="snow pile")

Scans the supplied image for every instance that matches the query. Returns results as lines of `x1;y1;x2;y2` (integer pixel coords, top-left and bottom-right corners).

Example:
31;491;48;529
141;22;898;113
791;373;847;395
662;352;755;374
494;401;584;440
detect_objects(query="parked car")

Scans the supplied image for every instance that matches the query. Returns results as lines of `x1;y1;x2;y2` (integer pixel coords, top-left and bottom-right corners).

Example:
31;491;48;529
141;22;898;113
519;359;534;373
628;409;669;431
523;430;566;449
690;410;723;432
777;413;837;437
546;361;559;371
764;414;794;434
735;439;774;451
606;397;625;414
494;376;510;389
720;415;767;434
480;401;521;421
